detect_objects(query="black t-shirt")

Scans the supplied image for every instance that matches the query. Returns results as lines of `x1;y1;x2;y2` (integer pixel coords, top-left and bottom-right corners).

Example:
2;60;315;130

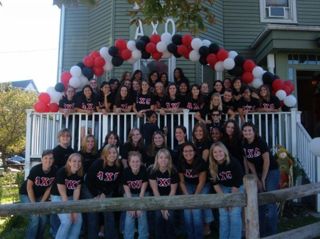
154;95;166;109
162;96;181;109
135;93;155;112
120;142;144;161
53;145;75;170
179;158;207;185
59;97;76;110
148;168;179;196
86;159;122;196
260;95;281;110
210;157;244;188
141;122;160;147
222;99;236;114
20;164;57;198
194;140;211;159
98;93;114;110
115;97;134;111
222;137;245;170
122;167;148;195
51;167;83;196
79;151;99;174
242;137;278;176
238;98;260;112
75;96;98;111
185;97;204;112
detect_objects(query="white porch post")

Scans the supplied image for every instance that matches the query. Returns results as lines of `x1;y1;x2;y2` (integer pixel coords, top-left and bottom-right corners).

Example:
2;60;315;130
168;56;176;82
25;110;33;178
317;156;320;212
290;108;297;158
267;53;275;74
215;71;223;81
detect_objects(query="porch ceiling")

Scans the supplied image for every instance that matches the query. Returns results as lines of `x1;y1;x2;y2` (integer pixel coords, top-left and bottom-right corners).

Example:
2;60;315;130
251;24;320;62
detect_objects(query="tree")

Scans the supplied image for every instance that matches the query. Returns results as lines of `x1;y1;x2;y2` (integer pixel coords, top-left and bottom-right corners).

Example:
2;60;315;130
0;85;37;164
53;0;215;33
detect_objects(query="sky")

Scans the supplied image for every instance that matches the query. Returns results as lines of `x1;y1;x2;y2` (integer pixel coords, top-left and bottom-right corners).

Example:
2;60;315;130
0;0;60;92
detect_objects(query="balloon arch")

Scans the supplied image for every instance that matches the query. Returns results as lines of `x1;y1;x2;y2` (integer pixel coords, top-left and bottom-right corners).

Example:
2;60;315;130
34;33;296;112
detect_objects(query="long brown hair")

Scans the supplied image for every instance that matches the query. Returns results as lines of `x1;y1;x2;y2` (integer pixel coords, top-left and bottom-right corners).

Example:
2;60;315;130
80;134;97;154
152;148;174;176
208;142;230;182
101;144;121;168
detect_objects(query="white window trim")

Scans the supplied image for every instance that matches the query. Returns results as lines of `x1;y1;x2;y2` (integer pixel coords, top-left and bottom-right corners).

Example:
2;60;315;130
259;0;297;24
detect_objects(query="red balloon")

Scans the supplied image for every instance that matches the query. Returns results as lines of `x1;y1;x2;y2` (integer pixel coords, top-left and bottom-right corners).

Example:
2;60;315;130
38;93;51;105
93;67;104;76
272;79;284;91
115;39;127;50
216;49;229;61
152;52;162;61
83;56;94;67
90;51;100;59
242;72;254;84
94;56;106;67
49;103;59;112
183;49;191;59
282;85;291;95
243;59;256;72
177;45;188;56
283;80;295;94
34;101;47;112
61;71;72;87
206;54;218;66
150;34;161;44
145;42;157;54
121;49;132;60
182;34;193;47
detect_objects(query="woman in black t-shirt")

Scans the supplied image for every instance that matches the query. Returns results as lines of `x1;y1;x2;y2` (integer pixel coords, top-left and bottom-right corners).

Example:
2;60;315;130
20;150;56;239
133;80;155;118
149;148;179;239
192;122;211;162
185;84;205;122
242;122;279;237
258;85;281;112
172;126;188;168
209;142;244;239
50;153;83;239
98;81;113;113
154;81;166;111
114;85;134;113
59;86;76;116
79;134;99;174
160;83;182;114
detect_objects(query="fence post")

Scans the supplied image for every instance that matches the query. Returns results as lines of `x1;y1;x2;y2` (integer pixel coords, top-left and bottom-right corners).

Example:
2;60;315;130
290;108;297;158
25;110;33;178
182;109;190;138
244;174;260;239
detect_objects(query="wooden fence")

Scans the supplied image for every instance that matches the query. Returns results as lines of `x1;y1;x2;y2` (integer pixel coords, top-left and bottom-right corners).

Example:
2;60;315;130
1;175;320;239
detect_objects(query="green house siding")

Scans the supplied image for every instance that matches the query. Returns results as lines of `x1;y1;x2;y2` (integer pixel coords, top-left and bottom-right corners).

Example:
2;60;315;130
297;0;320;26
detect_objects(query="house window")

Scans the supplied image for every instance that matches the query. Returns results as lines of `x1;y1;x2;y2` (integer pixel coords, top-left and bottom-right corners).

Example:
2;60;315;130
260;0;297;23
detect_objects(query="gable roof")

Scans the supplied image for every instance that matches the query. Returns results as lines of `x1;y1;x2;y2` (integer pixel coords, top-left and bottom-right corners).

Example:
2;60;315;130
9;80;39;93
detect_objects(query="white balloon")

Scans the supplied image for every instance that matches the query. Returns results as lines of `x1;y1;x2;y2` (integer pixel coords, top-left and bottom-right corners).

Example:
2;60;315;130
80;75;89;88
162;51;172;59
156;41;168;53
161;32;172;44
99;47;109;58
191;38;203;50
127;40;137;51
47;88;63;104
252;66;264;78
189;50;200;62
69;76;82;89
214;61;224;72
70;65;82;77
228;50;238;59
223;58;235;70
275;90;287;101
132;50;142;60
202;39;211;47
127;57;137;64
310;138;320;156
251;78;263;89
284;95;297;107
104;61;114;71
47;86;56;96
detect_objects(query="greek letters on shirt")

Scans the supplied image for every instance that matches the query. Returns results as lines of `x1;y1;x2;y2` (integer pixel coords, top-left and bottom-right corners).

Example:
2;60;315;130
244;147;262;159
184;169;199;179
65;179;81;190
81;102;95;111
34;176;55;187
186;102;201;111
97;171;120;182
157;177;171;187
165;102;180;109
217;171;232;181
137;96;151;105
127;180;143;189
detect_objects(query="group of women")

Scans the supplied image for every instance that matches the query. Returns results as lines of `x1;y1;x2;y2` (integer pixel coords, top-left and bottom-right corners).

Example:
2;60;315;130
21;117;280;239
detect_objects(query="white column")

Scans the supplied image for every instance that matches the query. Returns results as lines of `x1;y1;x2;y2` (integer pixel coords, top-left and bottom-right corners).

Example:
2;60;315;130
267;53;275;74
215;71;223;81
168;56;176;82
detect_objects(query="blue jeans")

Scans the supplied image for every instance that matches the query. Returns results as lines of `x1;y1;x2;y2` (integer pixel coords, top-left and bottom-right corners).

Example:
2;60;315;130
51;195;82;239
154;210;175;239
259;169;280;237
124;194;148;239
20;195;48;239
183;183;204;239
202;183;214;224
218;185;243;239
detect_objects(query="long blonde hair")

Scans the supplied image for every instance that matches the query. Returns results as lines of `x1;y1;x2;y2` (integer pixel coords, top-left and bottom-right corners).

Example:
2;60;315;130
209;93;223;111
209;142;230;182
152;148;174;176
65;153;83;177
80;134;97;154
101;144;121;168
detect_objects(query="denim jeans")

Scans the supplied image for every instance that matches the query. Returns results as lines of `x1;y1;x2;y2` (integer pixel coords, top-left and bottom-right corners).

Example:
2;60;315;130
183;183;204;239
154;210;175;239
20;195;48;239
218;185;243;239
202;183;214;224
51;195;82;239
259;169;280;237
124;194;148;239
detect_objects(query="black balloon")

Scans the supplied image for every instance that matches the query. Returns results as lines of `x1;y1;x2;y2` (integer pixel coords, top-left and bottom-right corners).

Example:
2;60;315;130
140;36;150;44
174;52;181;58
209;43;220;54
167;43;177;54
55;83;65;92
172;34;182;45
141;51;151;59
112;56;124;66
228;66;243;76
135;40;146;51
77;62;85;69
82;67;94;80
199;56;208;65
234;55;245;66
262;71;275;85
108;46;119;57
199;46;209;57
